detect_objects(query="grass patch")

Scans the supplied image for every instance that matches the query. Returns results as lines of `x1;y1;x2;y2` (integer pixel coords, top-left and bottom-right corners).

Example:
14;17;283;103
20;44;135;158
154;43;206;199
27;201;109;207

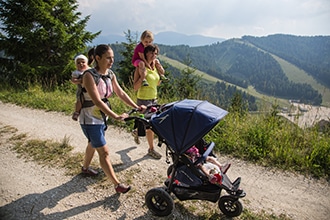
210;111;330;179
12;136;78;173
0;124;85;176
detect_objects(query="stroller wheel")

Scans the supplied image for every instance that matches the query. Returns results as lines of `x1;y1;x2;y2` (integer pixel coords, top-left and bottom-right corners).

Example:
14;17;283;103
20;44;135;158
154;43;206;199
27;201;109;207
145;187;174;217
218;195;243;217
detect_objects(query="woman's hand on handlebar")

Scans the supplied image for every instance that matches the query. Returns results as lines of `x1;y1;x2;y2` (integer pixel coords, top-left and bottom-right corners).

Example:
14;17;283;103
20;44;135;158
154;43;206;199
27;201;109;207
138;105;147;113
117;112;129;121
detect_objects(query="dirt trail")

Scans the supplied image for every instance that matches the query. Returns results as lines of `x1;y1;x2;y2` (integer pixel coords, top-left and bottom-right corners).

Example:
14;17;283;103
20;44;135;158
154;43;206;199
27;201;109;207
0;101;329;220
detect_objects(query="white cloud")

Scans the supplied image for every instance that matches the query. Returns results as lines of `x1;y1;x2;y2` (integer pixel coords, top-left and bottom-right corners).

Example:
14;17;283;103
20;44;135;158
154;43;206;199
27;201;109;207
77;0;330;39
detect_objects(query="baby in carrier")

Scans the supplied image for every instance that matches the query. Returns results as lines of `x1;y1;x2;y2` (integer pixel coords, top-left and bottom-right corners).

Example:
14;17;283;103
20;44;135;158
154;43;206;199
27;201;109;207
186;146;231;185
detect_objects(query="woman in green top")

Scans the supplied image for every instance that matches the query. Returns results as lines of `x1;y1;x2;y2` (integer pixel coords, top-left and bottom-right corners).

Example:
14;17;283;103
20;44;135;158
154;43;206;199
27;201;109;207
133;44;164;159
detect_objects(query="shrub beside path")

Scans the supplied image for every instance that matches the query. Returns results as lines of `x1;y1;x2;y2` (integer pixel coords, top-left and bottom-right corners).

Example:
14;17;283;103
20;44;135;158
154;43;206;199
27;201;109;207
0;101;329;219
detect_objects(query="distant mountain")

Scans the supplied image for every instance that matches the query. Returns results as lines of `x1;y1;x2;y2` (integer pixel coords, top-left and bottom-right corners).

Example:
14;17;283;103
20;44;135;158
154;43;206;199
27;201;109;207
89;34;126;46
89;31;226;47
155;31;225;46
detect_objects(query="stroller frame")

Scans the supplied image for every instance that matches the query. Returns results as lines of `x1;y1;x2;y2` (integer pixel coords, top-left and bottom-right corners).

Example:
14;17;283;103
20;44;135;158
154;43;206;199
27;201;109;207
126;99;246;217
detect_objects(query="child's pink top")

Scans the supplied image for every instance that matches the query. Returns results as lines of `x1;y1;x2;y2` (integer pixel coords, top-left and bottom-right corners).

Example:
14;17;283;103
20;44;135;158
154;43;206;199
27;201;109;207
132;42;144;65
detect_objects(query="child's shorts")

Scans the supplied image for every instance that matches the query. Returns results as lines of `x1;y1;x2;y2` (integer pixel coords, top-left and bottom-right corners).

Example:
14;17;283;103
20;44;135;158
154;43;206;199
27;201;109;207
133;59;143;67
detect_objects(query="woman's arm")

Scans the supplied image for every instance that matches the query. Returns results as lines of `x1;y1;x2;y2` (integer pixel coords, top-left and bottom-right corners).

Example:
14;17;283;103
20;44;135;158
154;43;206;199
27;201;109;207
83;71;125;120
112;73;140;109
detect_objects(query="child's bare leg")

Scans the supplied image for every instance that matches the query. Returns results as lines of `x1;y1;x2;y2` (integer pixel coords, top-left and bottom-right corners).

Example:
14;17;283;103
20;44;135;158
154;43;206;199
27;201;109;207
197;163;210;176
138;61;148;86
72;100;81;121
76;100;82;113
206;156;230;174
206;156;222;168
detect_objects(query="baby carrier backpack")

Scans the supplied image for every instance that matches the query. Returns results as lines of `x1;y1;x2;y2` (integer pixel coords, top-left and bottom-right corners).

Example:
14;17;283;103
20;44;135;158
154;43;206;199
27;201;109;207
80;69;114;130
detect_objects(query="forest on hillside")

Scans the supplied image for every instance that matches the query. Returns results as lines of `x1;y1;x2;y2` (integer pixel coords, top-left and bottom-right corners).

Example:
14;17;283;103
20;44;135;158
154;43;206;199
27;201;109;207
242;35;330;88
158;35;329;105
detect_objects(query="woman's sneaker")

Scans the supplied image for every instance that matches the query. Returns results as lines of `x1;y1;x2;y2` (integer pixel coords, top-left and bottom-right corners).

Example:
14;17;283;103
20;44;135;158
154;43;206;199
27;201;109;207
148;149;162;159
81;167;99;176
115;183;131;194
131;129;140;144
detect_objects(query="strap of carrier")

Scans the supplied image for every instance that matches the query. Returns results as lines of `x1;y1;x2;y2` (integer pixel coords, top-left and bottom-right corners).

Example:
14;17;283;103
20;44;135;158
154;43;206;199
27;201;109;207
81;69;114;131
100;98;111;131
81;100;94;108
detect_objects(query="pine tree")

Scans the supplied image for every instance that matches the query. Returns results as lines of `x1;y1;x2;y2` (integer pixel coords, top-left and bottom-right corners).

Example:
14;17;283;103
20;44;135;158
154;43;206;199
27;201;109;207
0;0;100;88
174;57;201;99
116;30;138;86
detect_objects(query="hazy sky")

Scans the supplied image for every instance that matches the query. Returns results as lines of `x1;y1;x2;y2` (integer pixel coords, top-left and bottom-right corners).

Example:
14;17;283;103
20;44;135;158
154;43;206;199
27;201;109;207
77;0;330;39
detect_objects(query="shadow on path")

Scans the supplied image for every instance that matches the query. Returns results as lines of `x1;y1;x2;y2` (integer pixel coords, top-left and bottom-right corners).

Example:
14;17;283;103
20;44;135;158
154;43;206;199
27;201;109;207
0;175;121;220
113;146;154;172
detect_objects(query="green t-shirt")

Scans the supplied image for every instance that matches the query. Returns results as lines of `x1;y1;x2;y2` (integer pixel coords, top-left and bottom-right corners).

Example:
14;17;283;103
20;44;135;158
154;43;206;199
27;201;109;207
137;68;160;100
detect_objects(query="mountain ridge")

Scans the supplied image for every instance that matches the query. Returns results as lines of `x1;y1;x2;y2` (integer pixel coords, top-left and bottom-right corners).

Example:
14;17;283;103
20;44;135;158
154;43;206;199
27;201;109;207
107;33;330;106
90;31;226;47
156;35;330;106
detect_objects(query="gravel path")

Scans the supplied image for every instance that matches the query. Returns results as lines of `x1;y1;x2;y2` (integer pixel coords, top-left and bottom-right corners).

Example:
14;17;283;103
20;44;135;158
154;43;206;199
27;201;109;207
0;101;329;220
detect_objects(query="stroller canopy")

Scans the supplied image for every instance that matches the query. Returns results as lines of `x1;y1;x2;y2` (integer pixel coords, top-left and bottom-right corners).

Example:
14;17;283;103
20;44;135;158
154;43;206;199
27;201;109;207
150;99;228;154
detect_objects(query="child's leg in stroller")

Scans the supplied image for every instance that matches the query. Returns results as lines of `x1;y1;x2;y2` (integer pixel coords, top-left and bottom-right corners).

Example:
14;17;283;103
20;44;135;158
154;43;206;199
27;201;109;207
206;156;231;174
197;163;210;176
197;163;221;184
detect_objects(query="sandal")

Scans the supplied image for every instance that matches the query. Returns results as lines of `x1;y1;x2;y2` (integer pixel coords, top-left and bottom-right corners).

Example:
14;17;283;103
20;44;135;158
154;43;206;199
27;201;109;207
131;129;140;144
115;183;131;194
148;149;162;159
81;166;99;176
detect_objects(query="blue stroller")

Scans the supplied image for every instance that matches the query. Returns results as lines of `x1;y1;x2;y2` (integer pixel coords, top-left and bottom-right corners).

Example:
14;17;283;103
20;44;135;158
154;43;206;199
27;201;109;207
126;99;246;217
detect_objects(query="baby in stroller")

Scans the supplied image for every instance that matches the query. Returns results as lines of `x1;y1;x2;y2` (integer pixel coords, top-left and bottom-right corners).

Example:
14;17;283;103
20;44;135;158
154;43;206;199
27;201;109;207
185;145;230;185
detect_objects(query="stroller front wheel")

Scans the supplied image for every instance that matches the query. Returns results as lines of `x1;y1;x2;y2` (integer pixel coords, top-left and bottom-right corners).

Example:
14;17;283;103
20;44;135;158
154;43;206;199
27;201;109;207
145;187;174;217
218;195;243;217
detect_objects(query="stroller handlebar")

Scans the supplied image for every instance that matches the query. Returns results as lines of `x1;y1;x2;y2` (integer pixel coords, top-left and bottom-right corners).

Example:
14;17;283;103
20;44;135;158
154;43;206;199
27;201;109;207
124;116;149;125
125;103;162;121
125;102;171;148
